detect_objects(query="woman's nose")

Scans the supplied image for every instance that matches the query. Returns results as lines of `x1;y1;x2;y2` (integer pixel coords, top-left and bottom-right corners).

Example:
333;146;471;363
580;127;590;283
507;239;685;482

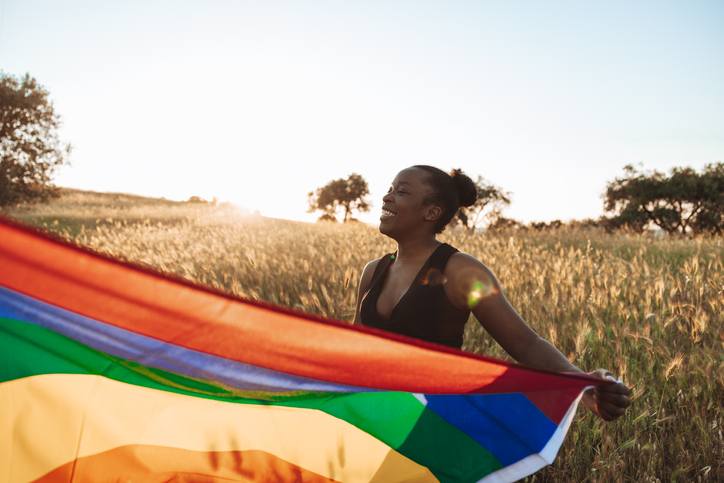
382;192;393;202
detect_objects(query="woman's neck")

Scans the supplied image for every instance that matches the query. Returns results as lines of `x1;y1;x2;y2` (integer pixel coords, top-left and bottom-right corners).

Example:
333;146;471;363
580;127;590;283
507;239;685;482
394;236;441;262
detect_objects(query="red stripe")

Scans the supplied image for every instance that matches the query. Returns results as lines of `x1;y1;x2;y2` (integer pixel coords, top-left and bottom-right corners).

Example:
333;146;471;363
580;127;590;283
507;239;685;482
522;387;585;424
0;217;605;395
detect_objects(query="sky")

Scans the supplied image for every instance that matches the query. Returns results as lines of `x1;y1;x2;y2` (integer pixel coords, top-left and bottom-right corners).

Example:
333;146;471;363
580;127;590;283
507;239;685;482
1;1;722;224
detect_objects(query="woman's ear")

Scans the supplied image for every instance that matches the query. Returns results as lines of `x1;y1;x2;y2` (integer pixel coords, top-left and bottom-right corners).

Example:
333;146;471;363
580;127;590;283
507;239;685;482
425;205;442;222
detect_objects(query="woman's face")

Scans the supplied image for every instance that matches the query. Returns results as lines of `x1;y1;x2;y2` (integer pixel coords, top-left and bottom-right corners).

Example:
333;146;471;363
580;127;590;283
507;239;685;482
379;168;435;238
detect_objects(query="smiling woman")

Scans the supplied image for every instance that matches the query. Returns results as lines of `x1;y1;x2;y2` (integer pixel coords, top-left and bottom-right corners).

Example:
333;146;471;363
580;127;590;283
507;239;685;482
379;166;477;239
354;165;631;422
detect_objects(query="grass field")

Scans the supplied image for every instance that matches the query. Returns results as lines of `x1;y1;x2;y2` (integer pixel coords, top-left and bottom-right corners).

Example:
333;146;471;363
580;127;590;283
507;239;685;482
4;189;723;482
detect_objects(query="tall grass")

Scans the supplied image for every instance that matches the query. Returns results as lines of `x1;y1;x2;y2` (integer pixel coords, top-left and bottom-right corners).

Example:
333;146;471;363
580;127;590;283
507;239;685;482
5;193;723;482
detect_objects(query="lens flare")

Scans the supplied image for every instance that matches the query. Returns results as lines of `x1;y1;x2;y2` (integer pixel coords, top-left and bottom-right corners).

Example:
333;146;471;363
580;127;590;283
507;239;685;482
420;268;444;286
467;279;496;309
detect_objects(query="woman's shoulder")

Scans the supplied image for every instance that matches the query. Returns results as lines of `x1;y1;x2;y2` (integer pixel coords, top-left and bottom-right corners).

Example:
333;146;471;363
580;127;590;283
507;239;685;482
447;250;485;268
362;257;383;276
445;251;499;281
358;256;386;293
443;251;503;309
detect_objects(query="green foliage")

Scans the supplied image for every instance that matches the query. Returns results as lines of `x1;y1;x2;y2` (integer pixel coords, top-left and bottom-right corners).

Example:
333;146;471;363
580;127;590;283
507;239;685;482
316;213;339;223
307;173;370;222
0;72;70;207
186;195;220;205
456;175;510;231
530;219;564;231
604;163;724;235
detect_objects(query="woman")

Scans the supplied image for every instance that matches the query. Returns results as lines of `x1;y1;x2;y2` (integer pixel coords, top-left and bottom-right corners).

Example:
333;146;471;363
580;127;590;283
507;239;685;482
353;165;631;421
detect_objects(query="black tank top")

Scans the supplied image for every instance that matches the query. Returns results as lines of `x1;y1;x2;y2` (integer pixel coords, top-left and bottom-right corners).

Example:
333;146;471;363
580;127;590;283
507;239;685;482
360;243;471;349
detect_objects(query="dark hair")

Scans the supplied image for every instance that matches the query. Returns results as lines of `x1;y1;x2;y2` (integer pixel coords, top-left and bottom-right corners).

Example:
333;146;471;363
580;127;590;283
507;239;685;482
412;165;477;233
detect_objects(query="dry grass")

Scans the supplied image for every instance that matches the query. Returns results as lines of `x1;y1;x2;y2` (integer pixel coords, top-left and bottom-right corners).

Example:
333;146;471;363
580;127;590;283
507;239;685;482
4;191;723;482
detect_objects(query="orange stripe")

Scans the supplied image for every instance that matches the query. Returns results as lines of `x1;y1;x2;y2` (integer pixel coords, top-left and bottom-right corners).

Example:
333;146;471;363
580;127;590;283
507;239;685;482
0;219;599;394
2;374;437;483
32;446;341;483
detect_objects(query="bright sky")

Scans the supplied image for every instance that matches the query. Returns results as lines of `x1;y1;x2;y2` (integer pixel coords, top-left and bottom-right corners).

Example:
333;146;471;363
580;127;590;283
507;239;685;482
1;1;722;224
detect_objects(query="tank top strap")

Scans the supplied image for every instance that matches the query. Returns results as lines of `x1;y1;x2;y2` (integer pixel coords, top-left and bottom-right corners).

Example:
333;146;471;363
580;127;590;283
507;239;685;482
426;243;459;271
369;252;395;287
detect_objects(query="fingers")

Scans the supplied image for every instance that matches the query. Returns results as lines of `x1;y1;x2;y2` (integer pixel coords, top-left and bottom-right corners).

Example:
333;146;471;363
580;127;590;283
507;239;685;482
598;381;631;396
592;386;631;421
588;368;632;421
595;402;625;421
590;368;616;382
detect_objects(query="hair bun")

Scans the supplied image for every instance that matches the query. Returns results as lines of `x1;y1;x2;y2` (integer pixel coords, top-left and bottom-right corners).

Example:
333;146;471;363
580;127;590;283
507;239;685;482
450;168;477;208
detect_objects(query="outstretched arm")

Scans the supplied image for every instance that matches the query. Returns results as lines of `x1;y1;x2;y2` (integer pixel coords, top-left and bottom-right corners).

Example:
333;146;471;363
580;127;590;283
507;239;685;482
444;253;631;421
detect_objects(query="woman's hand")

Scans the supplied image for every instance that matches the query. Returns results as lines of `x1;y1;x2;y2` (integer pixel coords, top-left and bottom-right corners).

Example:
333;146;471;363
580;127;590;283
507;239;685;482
581;369;632;421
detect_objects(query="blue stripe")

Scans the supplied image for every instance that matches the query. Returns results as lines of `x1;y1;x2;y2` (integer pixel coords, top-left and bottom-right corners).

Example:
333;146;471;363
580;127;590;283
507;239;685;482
0;285;375;395
425;393;558;466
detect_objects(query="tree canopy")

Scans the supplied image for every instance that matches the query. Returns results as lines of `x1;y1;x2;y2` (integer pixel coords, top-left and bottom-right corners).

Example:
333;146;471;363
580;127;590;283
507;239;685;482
455;176;511;231
0;72;70;207
604;163;724;235
308;173;370;222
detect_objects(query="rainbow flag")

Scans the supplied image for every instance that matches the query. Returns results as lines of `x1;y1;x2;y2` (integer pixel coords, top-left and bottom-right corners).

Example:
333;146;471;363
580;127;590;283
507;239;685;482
0;218;603;482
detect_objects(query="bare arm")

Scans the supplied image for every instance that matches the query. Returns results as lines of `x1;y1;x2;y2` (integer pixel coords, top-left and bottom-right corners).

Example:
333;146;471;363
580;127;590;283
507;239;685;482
444;253;577;371
352;258;380;325
444;253;631;421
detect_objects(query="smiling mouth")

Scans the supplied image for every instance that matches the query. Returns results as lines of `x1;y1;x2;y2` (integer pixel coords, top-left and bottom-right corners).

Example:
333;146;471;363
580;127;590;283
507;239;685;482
380;209;396;219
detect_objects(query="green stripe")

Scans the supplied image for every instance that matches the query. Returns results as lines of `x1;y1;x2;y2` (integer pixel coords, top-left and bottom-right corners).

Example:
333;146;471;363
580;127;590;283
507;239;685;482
1;317;503;481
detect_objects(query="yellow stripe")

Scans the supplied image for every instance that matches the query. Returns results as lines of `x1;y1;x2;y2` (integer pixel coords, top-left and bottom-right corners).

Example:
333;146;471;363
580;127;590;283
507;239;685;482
0;374;437;483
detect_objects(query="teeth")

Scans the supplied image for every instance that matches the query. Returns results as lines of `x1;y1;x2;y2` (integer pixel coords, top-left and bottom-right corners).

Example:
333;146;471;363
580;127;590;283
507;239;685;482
381;209;395;217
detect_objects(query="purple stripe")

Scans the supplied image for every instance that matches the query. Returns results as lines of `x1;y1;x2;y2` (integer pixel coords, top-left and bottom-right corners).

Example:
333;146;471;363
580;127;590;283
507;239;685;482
0;285;375;395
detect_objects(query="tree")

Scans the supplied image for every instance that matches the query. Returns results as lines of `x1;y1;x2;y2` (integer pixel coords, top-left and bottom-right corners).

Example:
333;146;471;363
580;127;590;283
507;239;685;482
529;219;564;231
0;72;70;207
487;216;524;232
308;173;371;222
604;163;724;235
456;176;511;231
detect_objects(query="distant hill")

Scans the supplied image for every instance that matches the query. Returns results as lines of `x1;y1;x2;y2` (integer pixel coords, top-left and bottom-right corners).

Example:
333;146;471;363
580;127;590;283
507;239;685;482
1;188;248;236
5;188;192;210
